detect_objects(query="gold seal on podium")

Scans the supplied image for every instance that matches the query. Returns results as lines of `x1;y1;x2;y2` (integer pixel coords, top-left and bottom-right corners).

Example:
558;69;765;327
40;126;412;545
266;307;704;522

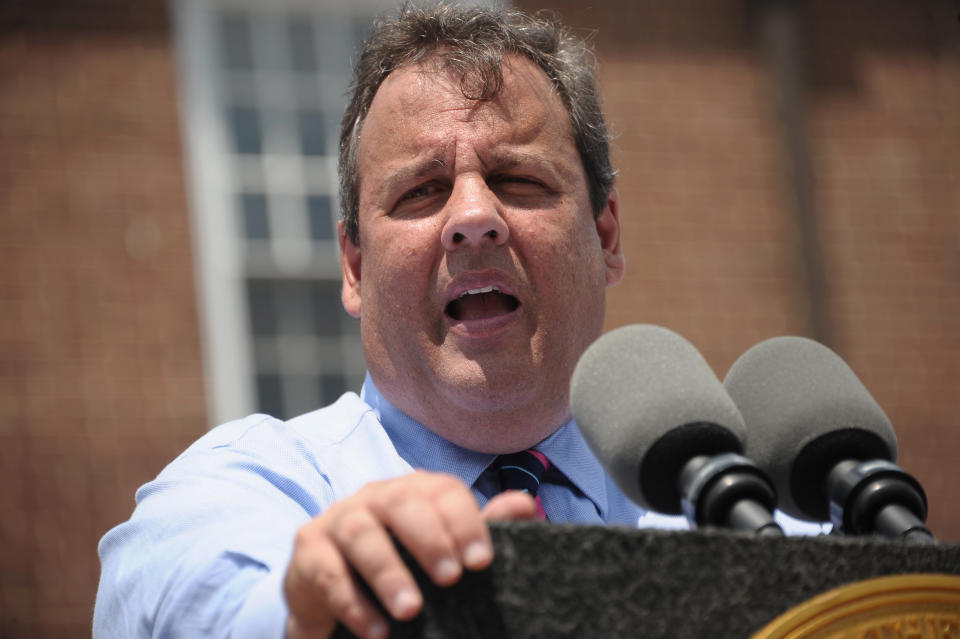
751;574;960;639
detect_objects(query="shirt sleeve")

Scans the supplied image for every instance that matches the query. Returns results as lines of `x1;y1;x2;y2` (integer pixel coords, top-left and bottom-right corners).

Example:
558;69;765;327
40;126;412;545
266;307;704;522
93;414;336;639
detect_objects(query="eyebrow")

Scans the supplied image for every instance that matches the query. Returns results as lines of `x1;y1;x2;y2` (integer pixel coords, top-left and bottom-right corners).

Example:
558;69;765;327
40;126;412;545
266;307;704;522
377;156;448;199
489;150;563;174
487;149;573;184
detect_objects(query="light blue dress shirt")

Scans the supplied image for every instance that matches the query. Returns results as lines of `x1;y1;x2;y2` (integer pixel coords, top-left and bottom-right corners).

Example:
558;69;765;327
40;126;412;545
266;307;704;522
94;376;644;638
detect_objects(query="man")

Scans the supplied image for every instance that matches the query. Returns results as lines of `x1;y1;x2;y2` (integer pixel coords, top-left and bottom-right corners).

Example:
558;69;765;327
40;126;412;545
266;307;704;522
95;5;638;638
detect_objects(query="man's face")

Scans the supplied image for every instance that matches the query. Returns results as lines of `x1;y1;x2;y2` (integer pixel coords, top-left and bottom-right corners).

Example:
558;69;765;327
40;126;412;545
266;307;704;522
340;56;624;453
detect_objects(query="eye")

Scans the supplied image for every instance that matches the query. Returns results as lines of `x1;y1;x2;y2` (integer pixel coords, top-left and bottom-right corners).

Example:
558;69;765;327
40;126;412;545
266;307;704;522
488;173;559;209
489;175;550;195
401;182;444;201
492;175;539;186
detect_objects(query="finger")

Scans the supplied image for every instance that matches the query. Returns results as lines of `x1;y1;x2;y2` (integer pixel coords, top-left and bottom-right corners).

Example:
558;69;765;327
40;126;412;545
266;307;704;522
482;490;538;521
425;476;497;572
285;524;388;639
330;505;424;622
372;479;466;586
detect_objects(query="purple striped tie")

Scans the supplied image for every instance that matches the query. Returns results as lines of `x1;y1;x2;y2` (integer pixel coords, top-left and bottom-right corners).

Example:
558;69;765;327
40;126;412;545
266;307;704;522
495;450;550;520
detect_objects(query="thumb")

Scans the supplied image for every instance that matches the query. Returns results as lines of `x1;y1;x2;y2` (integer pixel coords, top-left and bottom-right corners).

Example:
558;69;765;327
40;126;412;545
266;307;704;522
481;491;538;521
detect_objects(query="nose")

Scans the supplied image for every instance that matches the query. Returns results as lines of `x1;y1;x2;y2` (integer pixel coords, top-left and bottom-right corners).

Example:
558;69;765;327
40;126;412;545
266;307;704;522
440;177;509;251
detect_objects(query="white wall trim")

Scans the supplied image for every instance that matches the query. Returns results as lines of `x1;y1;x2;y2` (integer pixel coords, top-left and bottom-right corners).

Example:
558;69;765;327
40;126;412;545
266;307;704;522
172;0;256;425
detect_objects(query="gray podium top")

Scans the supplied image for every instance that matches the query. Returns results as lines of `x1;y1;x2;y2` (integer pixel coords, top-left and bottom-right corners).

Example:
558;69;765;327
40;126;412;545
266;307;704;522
335;522;960;639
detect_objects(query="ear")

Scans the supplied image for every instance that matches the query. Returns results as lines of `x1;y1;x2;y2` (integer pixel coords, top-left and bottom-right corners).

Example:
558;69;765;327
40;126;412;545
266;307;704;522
339;221;362;318
596;188;625;286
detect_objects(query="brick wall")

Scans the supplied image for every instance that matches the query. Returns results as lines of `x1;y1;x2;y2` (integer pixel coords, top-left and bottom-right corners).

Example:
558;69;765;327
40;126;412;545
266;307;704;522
523;0;960;540
0;2;207;635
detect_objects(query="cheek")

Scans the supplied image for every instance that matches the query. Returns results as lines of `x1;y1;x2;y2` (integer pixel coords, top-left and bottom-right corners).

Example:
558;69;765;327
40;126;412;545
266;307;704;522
364;225;439;309
542;226;608;336
531;216;605;282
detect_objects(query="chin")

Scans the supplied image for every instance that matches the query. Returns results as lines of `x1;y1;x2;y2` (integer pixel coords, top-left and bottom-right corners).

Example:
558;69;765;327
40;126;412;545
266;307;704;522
446;377;568;426
440;365;538;409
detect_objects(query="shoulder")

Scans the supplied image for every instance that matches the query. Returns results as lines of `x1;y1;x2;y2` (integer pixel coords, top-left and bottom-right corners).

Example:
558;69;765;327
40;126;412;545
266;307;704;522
157;392;412;504
178;392;374;455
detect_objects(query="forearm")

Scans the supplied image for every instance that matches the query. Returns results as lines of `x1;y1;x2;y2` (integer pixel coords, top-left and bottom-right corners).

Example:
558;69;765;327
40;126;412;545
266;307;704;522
94;416;331;637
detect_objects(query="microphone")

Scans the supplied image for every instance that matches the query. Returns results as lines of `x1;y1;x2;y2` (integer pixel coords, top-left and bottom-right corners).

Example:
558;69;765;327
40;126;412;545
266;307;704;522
570;324;783;535
723;336;933;543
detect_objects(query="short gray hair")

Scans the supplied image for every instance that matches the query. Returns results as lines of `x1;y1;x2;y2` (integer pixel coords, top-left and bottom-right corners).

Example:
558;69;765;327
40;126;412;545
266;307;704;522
338;3;615;244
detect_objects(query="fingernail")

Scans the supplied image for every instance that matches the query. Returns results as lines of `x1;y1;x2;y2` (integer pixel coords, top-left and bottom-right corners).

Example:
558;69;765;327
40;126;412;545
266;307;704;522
463;541;492;569
367;620;388;639
433;557;461;583
391;588;421;618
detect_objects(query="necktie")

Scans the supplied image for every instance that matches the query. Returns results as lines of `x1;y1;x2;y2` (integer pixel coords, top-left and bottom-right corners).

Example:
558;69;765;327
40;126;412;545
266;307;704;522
495;450;550;520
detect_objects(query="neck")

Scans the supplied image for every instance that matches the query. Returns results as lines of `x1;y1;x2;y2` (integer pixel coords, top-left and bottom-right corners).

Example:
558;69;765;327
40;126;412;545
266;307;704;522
364;374;568;454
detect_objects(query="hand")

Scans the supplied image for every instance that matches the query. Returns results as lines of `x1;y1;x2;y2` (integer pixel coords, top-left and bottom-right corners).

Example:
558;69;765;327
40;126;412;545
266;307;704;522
283;470;536;639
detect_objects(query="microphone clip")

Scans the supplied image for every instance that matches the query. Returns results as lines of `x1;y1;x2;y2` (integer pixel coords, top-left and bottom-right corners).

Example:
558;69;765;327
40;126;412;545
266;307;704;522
827;459;933;543
680;452;783;536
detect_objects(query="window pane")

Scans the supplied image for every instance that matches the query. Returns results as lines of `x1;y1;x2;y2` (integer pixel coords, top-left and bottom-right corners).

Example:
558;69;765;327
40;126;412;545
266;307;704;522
352;16;373;49
228;107;262;154
247;280;276;336
288;19;317;72
220;13;254;71
256;374;284;418
312;280;344;337
320;374;347;405
306;195;333;240
341;314;361;342
275;281;315;335
240;193;270;239
298;110;326;156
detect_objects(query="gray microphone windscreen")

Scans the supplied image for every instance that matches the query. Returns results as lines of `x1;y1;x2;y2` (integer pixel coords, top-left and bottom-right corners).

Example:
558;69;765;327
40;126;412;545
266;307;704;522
570;324;747;514
723;336;897;521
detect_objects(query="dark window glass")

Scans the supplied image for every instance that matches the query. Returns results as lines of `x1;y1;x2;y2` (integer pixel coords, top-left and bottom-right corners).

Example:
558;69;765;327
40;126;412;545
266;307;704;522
352;16;373;48
298;111;326;156
240;193;269;239
220;13;254;71
256;374;284;418
288;19;317;72
312;280;343;337
341;314;361;341
320;374;347;405
274;280;315;336
229;107;262;154
306;195;333;240
282;376;317;418
247;280;275;336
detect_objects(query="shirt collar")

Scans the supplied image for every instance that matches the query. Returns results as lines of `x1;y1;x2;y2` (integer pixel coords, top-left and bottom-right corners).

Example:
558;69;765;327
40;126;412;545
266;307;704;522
533;417;611;520
360;374;610;519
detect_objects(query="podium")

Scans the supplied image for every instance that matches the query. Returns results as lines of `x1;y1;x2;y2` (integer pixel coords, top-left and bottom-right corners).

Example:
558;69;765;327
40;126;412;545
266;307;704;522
338;522;960;639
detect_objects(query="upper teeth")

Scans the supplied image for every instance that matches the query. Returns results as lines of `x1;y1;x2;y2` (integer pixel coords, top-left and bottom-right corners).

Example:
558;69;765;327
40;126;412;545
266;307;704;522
462;285;499;297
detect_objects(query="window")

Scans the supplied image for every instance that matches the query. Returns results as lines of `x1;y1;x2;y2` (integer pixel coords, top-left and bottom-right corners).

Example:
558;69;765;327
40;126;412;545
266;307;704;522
173;0;390;423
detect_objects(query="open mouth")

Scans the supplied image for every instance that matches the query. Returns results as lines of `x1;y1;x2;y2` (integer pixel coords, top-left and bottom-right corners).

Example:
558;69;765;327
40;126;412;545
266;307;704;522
445;285;520;321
